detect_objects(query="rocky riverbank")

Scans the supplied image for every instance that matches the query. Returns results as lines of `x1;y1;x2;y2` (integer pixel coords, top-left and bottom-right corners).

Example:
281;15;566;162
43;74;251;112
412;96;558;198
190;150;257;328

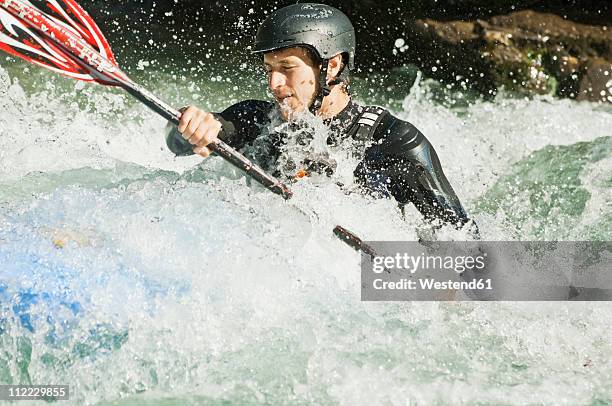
412;10;611;102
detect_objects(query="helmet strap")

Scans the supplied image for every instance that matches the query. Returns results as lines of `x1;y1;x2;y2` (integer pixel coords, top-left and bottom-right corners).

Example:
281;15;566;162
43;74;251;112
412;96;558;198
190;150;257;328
310;59;330;114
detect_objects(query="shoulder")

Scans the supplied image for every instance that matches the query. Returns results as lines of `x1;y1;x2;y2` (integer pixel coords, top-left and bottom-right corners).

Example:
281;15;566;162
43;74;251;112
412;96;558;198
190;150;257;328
370;109;427;155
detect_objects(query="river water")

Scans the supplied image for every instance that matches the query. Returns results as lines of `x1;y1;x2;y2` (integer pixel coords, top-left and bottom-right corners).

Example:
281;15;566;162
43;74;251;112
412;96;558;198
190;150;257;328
1;45;611;405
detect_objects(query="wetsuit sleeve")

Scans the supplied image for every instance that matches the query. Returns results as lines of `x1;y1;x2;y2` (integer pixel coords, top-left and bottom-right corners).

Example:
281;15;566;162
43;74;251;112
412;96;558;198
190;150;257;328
358;116;472;229
165;100;273;156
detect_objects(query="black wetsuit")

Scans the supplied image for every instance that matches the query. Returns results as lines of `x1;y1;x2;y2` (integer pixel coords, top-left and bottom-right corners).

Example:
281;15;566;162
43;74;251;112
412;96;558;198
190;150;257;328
166;100;472;229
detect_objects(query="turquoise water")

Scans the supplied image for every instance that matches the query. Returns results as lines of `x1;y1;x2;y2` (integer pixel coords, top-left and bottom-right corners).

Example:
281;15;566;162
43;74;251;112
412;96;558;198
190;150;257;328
1;49;612;405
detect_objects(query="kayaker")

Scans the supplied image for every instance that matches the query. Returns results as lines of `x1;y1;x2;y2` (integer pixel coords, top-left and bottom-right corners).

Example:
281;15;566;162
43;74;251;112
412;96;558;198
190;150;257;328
166;3;476;232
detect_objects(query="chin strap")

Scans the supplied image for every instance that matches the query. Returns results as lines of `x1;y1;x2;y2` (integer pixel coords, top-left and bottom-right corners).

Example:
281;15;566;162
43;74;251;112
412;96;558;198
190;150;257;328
309;59;350;114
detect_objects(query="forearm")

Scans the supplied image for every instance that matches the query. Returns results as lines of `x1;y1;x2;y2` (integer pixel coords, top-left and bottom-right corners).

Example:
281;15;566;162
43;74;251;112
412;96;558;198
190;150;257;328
408;143;469;226
382;133;473;229
410;188;470;227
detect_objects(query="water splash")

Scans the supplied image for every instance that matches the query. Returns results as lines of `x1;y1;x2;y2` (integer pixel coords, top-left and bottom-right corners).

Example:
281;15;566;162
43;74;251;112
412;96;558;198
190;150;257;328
0;61;611;404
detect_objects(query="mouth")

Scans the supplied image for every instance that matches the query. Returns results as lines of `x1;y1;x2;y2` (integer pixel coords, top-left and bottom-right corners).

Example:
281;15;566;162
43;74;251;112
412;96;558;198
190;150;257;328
275;94;293;104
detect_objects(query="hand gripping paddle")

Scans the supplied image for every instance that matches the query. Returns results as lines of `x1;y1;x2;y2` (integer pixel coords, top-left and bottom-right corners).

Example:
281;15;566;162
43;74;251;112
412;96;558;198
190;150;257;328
0;0;293;199
0;0;373;255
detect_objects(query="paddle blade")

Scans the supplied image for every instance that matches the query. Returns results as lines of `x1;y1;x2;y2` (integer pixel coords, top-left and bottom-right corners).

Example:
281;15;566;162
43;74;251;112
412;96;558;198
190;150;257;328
0;0;126;85
38;0;117;64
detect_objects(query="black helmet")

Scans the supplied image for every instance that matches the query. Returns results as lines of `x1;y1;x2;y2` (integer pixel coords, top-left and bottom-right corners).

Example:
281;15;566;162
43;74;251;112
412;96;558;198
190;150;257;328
252;3;355;70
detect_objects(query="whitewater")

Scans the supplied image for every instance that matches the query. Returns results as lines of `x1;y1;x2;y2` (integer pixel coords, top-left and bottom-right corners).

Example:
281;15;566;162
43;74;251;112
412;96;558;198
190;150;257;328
1;57;611;404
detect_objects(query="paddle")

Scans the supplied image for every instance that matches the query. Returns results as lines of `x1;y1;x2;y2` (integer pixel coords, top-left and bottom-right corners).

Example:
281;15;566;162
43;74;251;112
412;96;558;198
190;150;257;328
0;0;292;199
0;0;371;256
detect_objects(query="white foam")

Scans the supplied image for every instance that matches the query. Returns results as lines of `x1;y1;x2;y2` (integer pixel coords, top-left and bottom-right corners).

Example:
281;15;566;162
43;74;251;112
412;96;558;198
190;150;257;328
1;63;611;403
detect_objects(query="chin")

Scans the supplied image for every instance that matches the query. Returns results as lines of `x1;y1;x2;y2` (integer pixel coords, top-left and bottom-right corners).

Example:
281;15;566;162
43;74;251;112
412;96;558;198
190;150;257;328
277;101;305;120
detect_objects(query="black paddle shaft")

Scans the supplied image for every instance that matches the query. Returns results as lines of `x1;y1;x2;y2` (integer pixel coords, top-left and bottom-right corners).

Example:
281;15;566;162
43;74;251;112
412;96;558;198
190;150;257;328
121;80;293;200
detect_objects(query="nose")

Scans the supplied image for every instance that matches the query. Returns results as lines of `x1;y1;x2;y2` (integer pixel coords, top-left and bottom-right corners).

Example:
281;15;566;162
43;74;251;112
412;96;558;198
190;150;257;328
268;71;286;90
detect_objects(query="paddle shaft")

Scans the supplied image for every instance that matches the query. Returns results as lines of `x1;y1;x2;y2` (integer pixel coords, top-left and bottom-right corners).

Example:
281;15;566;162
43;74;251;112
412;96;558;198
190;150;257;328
333;225;378;259
119;80;293;200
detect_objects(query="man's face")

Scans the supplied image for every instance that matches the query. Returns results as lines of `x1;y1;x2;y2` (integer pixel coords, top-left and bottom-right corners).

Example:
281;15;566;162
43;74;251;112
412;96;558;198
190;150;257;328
263;47;320;120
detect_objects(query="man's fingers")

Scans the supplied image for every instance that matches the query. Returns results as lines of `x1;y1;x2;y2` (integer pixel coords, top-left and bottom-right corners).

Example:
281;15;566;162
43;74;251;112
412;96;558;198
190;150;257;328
187;120;206;145
195;120;222;148
193;117;222;158
178;106;197;133
177;107;222;152
193;146;212;157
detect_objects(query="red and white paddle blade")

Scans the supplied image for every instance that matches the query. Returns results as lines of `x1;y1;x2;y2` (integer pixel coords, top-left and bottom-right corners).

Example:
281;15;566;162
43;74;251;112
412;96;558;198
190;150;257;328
0;0;122;84
41;0;117;64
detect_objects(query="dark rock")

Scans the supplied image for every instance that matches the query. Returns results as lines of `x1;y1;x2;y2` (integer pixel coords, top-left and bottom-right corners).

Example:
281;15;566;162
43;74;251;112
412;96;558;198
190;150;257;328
413;10;612;102
577;58;612;102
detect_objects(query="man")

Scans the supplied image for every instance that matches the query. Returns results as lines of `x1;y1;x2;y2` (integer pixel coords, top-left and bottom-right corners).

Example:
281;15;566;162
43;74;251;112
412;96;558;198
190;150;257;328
166;3;473;231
